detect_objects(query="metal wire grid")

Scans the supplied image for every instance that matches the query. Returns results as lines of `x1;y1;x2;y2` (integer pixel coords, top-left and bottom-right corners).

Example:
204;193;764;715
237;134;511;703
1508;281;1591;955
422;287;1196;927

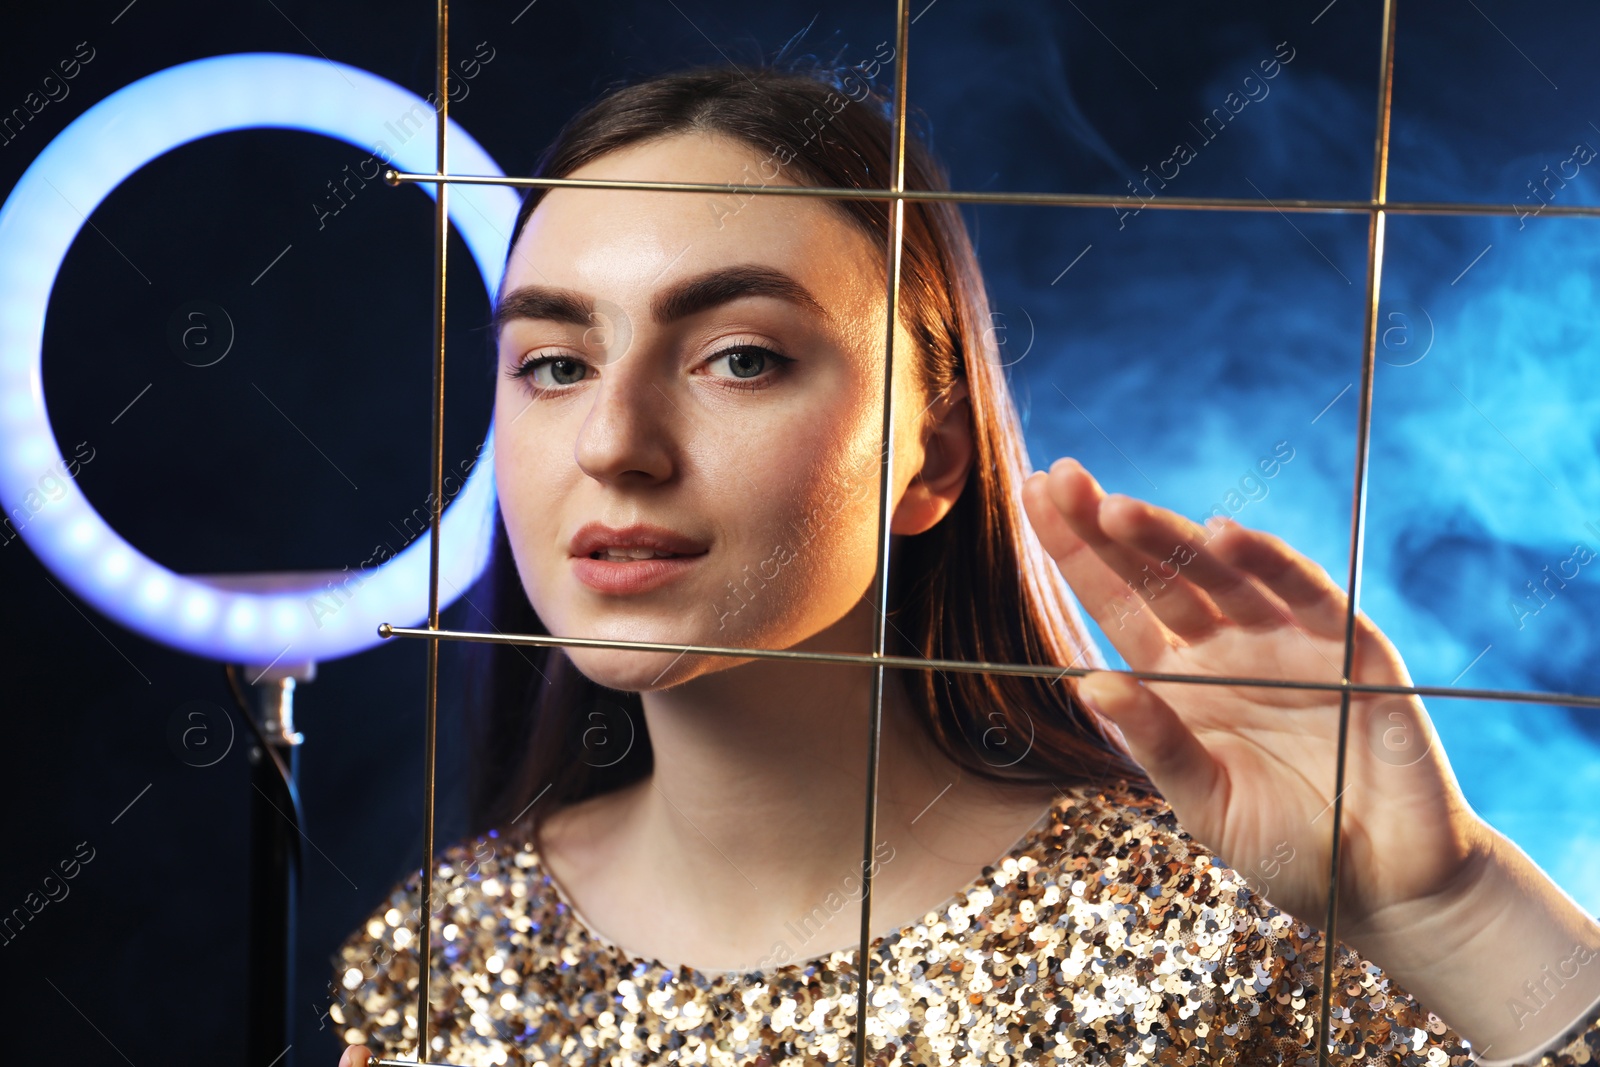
367;1;1600;1064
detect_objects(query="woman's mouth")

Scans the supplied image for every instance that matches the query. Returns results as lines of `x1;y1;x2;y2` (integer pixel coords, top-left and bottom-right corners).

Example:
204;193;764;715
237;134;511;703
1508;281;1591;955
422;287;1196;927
568;522;711;594
590;548;692;562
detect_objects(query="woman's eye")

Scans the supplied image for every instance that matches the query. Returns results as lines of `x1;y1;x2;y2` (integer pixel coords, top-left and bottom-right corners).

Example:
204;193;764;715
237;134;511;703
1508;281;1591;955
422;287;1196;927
543;358;588;386
507;355;588;390
705;344;792;387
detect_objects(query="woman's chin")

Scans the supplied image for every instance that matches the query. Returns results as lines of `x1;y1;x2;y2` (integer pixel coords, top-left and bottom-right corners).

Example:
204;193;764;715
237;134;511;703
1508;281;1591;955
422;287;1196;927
566;645;730;692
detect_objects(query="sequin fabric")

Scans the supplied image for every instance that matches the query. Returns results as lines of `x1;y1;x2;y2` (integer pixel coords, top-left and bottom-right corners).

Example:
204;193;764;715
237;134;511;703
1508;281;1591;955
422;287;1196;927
328;779;1600;1066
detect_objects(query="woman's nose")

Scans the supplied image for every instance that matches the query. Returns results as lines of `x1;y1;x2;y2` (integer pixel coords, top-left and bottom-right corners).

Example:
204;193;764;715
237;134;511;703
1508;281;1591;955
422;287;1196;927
572;349;679;485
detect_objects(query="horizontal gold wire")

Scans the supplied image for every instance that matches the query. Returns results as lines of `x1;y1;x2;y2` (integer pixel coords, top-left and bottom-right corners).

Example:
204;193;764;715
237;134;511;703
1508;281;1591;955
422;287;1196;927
383;167;1597;219
377;623;1600;710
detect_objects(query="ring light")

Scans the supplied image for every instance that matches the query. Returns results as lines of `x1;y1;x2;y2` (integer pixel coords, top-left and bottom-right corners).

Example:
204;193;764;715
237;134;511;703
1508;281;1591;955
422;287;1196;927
0;52;516;664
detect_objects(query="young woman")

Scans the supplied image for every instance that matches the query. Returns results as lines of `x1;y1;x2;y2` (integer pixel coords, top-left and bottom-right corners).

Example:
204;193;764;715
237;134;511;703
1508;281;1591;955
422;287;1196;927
326;60;1600;1067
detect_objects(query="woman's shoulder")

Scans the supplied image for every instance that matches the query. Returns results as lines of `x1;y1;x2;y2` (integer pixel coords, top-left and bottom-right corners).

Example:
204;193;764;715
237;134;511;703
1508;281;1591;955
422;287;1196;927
1025;776;1369;989
1027;774;1209;878
1032;775;1303;909
323;825;562;1055
1029;778;1522;1066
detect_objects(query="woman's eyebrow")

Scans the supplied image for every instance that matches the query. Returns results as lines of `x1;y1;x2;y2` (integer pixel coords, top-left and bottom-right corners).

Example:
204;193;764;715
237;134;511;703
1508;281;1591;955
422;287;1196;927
651;264;832;326
492;264;834;334
492;286;591;331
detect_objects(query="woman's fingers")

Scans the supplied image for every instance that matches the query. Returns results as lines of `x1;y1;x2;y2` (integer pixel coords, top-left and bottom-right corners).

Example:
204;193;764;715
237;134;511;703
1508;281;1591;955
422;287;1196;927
1202;517;1351;639
1030;460;1216;633
1021;468;1176;665
338;1046;372;1067
1075;669;1225;818
1042;456;1350;648
1049;454;1286;639
1095;493;1290;633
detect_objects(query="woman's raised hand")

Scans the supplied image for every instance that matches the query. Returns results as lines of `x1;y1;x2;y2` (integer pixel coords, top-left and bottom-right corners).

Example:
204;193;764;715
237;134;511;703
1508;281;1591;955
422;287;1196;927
1020;456;1488;942
338;1046;373;1067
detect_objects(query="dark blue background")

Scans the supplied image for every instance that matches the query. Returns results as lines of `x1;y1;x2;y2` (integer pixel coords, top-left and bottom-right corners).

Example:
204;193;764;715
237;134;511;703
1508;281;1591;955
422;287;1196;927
1;0;1596;1062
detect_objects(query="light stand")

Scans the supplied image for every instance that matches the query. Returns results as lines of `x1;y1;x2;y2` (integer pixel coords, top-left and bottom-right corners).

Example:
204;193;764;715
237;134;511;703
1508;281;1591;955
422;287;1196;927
0;50;508;1067
226;656;316;1067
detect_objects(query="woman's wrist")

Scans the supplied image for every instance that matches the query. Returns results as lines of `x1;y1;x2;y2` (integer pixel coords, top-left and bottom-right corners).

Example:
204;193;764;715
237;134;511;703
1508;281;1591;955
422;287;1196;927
1343;823;1600;1063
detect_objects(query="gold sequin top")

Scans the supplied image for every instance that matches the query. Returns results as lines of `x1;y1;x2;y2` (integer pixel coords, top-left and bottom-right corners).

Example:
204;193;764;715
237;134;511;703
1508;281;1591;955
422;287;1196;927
328;779;1600;1066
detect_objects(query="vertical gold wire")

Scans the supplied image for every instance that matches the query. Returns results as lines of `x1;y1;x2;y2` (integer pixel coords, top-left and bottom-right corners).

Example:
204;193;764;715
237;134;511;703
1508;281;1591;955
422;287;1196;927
1317;1;1397;1065
852;0;914;1064
418;0;450;1057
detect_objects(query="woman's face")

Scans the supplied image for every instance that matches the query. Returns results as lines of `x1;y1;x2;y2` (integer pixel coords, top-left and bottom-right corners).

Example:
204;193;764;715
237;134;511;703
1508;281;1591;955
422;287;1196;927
491;130;950;691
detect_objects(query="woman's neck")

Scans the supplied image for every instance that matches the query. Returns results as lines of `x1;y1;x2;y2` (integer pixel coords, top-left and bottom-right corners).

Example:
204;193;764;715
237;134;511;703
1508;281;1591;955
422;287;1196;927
537;595;1061;972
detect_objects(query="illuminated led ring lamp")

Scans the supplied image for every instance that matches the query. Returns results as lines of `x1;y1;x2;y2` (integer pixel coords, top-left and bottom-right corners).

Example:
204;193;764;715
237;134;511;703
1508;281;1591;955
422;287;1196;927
0;53;518;664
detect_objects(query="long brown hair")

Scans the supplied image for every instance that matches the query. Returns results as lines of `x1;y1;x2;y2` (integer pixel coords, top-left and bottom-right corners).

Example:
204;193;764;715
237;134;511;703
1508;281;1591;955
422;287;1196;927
462;57;1153;841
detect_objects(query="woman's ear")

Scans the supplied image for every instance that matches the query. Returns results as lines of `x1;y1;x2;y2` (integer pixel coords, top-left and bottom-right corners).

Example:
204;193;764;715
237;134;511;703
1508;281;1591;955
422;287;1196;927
891;377;973;536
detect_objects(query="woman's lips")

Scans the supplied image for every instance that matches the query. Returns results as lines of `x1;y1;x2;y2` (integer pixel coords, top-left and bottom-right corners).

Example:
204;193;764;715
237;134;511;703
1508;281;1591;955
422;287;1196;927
567;521;711;595
570;550;709;595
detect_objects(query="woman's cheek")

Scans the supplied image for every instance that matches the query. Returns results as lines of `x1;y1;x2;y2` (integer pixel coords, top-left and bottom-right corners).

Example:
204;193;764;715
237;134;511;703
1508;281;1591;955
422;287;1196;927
714;529;853;648
783;445;886;608
495;428;566;620
701;424;868;641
